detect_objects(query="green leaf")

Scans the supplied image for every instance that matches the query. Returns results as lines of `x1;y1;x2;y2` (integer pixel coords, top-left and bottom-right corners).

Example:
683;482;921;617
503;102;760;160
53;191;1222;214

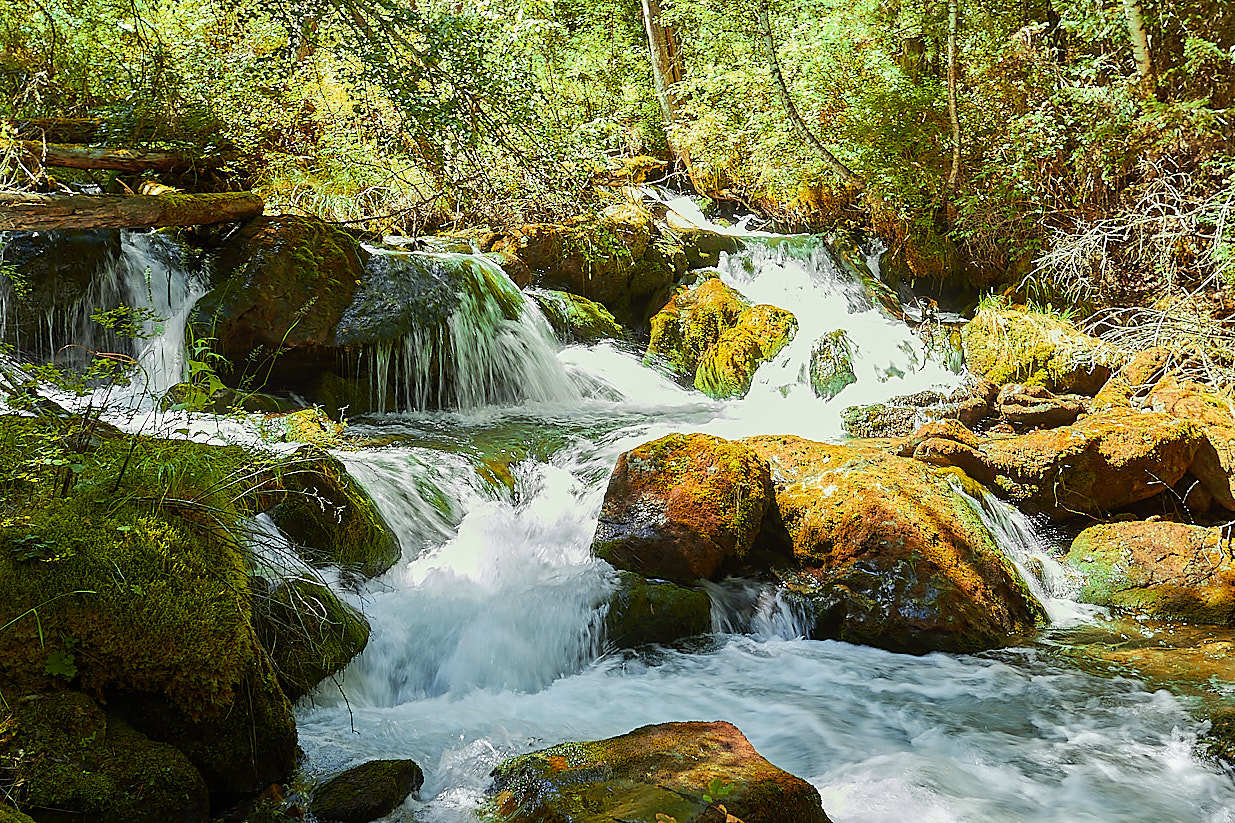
45;649;78;680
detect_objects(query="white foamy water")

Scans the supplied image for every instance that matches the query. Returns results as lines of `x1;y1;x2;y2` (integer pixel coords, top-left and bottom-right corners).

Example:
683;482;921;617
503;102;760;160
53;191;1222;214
292;222;1235;822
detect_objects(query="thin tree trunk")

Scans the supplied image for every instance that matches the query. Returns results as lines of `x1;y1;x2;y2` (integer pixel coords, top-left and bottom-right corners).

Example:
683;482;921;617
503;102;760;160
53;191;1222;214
1122;0;1154;92
0;191;263;230
16;141;216;173
640;0;686;149
945;0;961;194
757;0;862;189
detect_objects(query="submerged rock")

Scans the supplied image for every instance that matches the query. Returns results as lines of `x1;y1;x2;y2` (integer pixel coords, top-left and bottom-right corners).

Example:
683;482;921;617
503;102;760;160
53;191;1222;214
0;691;209;823
604;571;712;648
253;578;371;701
529;288;626;343
488;721;832;823
1067;522;1235;625
744;436;1045;653
809;330;857;399
961;304;1123;394
593;433;775;583
312;759;424;823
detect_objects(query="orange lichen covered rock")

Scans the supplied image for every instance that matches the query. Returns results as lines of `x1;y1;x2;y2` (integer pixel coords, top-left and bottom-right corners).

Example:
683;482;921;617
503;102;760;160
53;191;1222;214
487;721;832;823
592;433;774;583
744;436;1045;653
1146;376;1235;511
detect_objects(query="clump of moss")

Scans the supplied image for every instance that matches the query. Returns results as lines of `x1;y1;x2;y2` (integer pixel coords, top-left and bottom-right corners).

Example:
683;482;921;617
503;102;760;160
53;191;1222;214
529;289;626;343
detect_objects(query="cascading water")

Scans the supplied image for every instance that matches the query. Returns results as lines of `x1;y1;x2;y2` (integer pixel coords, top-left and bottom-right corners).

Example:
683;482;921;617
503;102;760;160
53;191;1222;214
287;214;1234;822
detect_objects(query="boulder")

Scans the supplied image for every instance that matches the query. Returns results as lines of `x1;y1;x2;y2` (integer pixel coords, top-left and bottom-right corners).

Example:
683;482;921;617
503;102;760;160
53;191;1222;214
903;409;1204;518
528;289;625;343
1206;708;1235;769
809;330;857;399
488;721;832;823
840;380;997;438
253;578;371;702
604;571;712;648
664;208;744;269
961;304;1123;394
312;759;424;823
0;805;35;823
0;691;209;823
592;433;775;583
1146;376;1235;511
1066;522;1235;625
994;383;1086;429
1092;346;1172;410
270;450;402;579
744;436;1045;653
645;279;797;398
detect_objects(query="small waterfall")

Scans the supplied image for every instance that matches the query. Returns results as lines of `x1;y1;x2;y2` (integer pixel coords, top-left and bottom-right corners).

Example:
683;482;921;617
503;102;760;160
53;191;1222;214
703;578;815;640
353;251;581;412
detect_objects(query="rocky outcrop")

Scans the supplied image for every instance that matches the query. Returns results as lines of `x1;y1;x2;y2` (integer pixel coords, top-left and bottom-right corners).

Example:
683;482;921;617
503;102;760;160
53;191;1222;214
604;571;712;648
592;433;774;583
746;436;1045;653
488;721;832;823
645;279;797;398
903;410;1204;517
994;383;1086;429
809;330;857;399
1145;376;1235;511
961;304;1123;394
841;379;997;438
528;289;626;343
1067;522;1235;625
312;760;424;823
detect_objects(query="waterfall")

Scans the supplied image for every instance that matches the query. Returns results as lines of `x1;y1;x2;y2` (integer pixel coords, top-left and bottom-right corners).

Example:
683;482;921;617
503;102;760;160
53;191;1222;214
703;578;815;640
355;251;581;412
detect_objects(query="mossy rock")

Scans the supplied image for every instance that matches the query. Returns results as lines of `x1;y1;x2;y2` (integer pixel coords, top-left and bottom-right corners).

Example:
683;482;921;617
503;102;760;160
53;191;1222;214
1206;708;1235;769
1067;522;1235;625
604;571;711;648
528;289;626;343
0;691;209;823
312;759;424;823
809;330;857;399
270;449;402;579
259;408;346;446
593;433;775;583
487;721;832;823
961;304;1123;394
0;804;35;823
664;209;744;269
1147;375;1235;512
841;382;997;439
744;436;1046;653
254;578;371;702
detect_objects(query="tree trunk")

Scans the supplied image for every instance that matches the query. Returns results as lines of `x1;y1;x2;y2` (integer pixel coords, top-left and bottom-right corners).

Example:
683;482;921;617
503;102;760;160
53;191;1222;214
14;118;103;143
0;192;264;230
757;0;862;189
945;0;961;194
16;141;211;173
640;0;686;148
1122;0;1155;92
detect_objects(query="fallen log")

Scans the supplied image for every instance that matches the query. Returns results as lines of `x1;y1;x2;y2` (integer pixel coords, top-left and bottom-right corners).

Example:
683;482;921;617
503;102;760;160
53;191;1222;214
14;118;104;143
16;141;211;173
0;191;264;230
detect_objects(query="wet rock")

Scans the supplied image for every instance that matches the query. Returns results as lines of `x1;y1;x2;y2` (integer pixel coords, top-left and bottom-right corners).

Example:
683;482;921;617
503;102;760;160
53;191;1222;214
840;379;997;438
903;409;1204;518
488;721;832;823
528;289;625;343
994;383;1086;429
604;571;712;648
961;304;1123;394
0;691;209;823
1067;521;1235;625
664;208;744;268
259;408;346;445
1146;375;1235;511
270;449;402;579
592;433;775;583
1205;708;1235;769
744;436;1045;653
253;579;371;702
312;759;424;823
645;279;797;399
809;330;857;399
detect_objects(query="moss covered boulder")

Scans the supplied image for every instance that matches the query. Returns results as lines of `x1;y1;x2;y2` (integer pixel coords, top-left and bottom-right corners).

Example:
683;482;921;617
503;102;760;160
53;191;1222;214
528;289;626;343
743;436;1046;653
994;383;1086;429
646;279;797;399
904;409;1204;518
488;721;831;823
809;330;857;399
961;305;1123;394
604;571;712;648
841;380;997;439
0;691;209;823
1067;522;1235;625
593;433;775;583
1147;376;1235;512
270;450;402;579
312;759;424;823
1206;708;1235;769
0;805;35;823
253;578;371;702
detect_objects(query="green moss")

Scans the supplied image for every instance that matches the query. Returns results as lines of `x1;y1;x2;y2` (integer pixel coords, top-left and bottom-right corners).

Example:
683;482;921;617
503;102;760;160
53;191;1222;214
529;289;626;343
1206;709;1235;768
312;760;424;823
0;692;208;823
0;804;35;823
604;571;711;648
809;330;857;399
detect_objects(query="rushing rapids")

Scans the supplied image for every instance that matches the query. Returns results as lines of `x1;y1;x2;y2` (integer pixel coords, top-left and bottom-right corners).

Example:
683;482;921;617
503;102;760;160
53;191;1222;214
286;228;1233;821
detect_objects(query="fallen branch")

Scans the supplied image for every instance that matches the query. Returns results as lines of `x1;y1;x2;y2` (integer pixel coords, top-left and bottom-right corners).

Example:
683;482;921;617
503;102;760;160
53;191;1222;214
16;141;214;173
0;191;264;230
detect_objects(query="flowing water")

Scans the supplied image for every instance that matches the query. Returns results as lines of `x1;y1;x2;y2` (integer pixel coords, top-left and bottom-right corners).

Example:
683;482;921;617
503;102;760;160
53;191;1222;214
290;228;1235;822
